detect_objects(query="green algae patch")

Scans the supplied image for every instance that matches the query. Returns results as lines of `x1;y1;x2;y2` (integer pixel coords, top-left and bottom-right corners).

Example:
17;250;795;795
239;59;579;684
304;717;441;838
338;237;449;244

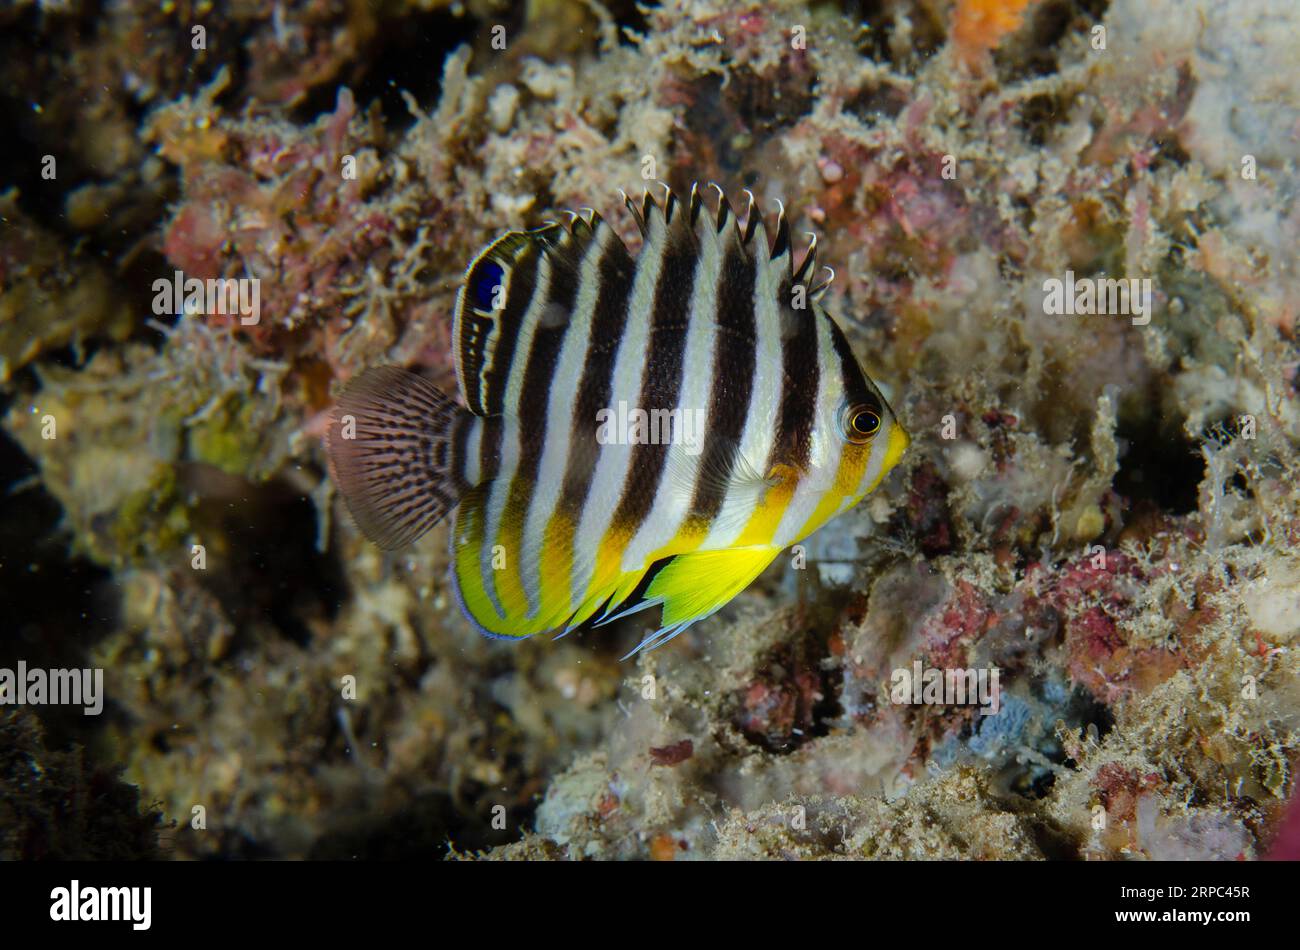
105;464;189;567
187;396;268;477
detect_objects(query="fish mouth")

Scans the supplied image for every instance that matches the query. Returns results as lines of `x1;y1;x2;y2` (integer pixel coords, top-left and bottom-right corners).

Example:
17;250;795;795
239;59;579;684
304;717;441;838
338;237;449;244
882;420;910;474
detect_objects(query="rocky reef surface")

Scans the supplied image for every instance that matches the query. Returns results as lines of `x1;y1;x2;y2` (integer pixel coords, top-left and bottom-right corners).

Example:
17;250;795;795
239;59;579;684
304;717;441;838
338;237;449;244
1;0;1297;859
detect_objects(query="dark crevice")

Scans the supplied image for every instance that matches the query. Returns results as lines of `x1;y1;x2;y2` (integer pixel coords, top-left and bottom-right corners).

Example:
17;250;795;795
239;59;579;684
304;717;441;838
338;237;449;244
1018;90;1080;148
994;0;1115;83
847;0;945;65
735;631;840;755
0;422;119;748
289;8;480;130
844;81;908;126
182;464;346;650
307;787;535;859
1114;404;1203;516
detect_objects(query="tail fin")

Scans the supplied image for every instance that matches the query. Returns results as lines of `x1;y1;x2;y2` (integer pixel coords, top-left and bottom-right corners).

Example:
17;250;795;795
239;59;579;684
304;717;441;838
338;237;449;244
326;366;474;549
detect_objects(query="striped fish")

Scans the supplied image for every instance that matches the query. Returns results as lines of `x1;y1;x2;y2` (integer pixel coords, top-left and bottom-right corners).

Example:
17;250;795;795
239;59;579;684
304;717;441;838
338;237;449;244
326;184;909;655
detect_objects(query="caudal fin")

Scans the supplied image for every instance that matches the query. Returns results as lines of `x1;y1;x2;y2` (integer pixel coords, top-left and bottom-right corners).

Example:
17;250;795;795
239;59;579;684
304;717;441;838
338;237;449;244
326;366;474;549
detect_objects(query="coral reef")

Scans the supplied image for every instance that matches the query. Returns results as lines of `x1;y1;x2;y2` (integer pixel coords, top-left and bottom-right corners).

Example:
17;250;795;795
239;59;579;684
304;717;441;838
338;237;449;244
0;709;165;860
1;0;1297;860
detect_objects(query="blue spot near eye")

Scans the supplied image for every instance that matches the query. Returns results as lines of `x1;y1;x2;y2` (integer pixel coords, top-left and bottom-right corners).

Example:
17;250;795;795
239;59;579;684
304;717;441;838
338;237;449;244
474;262;505;310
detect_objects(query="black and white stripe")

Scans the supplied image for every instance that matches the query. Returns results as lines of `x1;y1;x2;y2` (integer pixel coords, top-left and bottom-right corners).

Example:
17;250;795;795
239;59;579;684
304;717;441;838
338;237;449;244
570;192;679;596
450;187;834;622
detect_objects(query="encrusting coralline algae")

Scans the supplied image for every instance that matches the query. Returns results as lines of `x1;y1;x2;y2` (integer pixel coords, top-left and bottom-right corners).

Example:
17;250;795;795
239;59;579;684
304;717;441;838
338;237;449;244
0;0;1297;860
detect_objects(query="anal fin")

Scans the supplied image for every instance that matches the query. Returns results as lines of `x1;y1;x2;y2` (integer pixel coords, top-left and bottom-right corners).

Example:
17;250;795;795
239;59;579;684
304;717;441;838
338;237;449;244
619;546;781;657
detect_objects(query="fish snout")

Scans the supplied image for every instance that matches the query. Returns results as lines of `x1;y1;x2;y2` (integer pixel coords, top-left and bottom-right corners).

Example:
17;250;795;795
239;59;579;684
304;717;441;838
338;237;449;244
882;417;910;475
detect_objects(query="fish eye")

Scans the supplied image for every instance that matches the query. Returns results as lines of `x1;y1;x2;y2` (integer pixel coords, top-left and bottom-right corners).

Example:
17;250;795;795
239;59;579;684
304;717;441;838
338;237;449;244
845;406;881;443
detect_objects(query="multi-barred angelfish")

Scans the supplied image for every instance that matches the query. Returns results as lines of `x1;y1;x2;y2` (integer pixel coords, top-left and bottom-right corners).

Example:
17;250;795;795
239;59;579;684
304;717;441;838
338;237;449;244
327;184;910;656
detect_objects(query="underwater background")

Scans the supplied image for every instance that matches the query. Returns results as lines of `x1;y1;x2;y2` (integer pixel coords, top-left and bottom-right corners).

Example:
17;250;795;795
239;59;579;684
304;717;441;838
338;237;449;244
1;0;1298;860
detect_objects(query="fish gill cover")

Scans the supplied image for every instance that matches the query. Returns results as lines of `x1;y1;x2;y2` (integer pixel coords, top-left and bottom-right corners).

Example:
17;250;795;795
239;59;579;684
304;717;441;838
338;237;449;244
0;0;1296;864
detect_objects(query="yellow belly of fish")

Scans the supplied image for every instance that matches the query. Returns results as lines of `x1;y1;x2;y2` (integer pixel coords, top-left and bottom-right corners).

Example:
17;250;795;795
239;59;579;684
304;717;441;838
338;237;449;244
454;442;874;640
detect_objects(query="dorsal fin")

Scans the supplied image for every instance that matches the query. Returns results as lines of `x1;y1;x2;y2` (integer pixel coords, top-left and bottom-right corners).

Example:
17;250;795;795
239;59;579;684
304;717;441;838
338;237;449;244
705;187;803;289
676;182;716;256
452;185;820;419
809;264;835;298
770;199;792;267
738;188;760;246
623;182;683;239
793;231;818;287
453;213;606;417
687;181;704;229
709;182;733;233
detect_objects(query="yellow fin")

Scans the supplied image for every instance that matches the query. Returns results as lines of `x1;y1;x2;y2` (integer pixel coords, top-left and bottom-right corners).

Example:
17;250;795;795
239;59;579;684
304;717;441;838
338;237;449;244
647;545;781;629
615;546;781;657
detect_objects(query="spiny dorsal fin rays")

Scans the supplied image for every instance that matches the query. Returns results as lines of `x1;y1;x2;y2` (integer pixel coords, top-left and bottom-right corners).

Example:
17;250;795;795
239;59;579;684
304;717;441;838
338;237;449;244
809;264;836;298
793;230;818;287
709;182;732;233
706;187;797;284
618;187;643;235
631;185;701;264
690;182;718;246
629;182;684;226
567;207;597;239
758;199;795;303
647;181;676;222
530;215;597;276
656;180;676;222
739;188;760;247
742;192;792;304
717;190;816;295
621;183;678;237
451;204;611;419
575;184;816;284
770;199;792;268
559;209;599;244
681;181;736;255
